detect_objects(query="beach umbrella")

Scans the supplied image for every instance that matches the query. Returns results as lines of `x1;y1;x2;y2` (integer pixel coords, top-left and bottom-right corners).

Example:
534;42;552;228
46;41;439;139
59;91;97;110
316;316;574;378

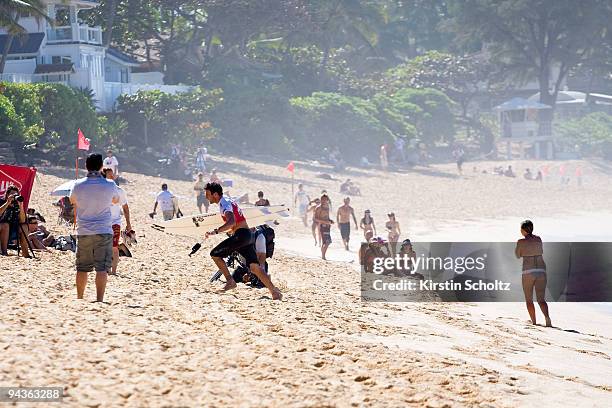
50;180;76;196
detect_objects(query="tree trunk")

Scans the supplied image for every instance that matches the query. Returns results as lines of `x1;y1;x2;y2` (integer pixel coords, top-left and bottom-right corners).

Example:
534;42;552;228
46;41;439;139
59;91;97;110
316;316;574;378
0;34;16;74
103;0;118;47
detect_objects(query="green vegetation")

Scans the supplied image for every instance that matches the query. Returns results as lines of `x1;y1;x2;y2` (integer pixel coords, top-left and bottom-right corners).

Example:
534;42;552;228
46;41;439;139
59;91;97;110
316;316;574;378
1;0;611;161
557;113;612;158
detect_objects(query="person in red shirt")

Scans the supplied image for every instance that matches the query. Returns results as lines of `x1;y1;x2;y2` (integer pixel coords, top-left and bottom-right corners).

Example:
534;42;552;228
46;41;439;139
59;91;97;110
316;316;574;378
204;182;282;300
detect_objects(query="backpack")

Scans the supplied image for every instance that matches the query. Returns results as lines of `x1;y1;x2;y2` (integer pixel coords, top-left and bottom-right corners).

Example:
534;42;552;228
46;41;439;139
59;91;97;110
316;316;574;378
256;225;275;258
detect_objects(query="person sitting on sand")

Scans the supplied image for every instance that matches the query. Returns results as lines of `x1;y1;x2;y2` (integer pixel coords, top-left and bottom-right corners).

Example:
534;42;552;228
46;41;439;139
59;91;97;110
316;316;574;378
515;220;552;327
504;165;516;178
523;168;533;180
255;191;270;207
336;197;358;251
314;195;334;260
26;216;54;251
360;210;376;242
535;170;543;182
204;182;282;300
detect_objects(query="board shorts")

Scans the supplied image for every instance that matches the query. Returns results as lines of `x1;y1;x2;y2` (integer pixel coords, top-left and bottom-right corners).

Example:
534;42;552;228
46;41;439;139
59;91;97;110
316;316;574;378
197;192;209;208
76;234;113;273
339;222;350;241
162;210;174;221
210;227;258;266
320;224;332;245
112;224;121;247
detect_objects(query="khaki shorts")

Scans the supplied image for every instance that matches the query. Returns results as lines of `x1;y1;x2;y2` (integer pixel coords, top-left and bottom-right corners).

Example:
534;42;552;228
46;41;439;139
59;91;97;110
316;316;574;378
162;210;174;221
522;272;547;302
76;234;113;273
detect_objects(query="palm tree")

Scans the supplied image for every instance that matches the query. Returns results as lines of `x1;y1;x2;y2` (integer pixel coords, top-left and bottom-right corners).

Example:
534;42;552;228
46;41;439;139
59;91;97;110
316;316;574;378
0;0;52;74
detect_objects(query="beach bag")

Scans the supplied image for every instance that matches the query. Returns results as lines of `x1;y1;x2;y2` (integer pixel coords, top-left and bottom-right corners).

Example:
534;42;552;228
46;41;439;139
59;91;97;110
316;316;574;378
54;235;76;252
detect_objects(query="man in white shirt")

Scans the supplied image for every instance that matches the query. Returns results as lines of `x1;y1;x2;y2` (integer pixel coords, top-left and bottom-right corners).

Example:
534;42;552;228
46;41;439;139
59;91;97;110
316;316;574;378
152;183;176;221
103;168;132;275
103;150;119;176
294;183;310;227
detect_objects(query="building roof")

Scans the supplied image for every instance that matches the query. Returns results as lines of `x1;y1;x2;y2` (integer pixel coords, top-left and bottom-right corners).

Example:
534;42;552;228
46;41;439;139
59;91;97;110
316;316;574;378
494;97;551;111
34;63;75;74
529;91;586;105
0;33;44;55
106;47;140;66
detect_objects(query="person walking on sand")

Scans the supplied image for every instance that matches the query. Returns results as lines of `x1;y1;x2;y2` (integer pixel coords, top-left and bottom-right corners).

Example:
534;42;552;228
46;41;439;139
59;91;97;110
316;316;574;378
380;144;389;171
336;197;358;251
204;182;282;300
294;183;310;227
314;195;334;260
103;168;133;275
194;173;209;214
515;220;552;327
308;198;321;246
386;212;401;254
152;183;177;221
70;153;119;302
360;209;376;242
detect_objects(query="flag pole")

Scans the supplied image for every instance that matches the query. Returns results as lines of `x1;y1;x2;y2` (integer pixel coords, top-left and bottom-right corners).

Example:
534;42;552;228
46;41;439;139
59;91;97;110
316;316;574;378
291;171;294;210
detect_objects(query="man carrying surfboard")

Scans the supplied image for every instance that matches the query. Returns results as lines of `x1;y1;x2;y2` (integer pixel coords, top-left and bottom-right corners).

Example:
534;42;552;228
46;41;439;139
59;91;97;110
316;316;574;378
204;182;282;300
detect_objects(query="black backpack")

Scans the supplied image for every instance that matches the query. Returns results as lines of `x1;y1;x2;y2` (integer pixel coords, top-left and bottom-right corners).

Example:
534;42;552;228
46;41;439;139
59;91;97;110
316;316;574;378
256;225;275;258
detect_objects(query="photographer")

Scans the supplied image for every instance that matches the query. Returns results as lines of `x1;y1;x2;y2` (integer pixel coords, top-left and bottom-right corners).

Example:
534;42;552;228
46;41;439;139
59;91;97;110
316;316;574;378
0;186;29;257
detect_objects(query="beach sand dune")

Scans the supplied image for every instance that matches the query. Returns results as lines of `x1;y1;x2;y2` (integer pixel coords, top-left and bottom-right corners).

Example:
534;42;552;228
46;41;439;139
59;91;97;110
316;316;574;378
1;157;611;407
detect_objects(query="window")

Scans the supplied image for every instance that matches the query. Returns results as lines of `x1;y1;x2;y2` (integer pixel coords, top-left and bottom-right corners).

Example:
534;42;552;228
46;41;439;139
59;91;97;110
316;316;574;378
19;10;32;18
51;56;72;64
54;5;71;26
120;68;129;83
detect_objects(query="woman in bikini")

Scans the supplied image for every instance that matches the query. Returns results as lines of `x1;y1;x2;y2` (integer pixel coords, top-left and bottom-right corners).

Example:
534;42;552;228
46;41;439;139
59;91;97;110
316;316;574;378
386;212;401;242
360;209;376;242
386;212;401;255
515;220;552;327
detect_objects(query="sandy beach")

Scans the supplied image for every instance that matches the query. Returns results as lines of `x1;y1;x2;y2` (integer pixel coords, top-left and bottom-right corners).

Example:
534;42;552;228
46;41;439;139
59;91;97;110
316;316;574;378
1;156;611;407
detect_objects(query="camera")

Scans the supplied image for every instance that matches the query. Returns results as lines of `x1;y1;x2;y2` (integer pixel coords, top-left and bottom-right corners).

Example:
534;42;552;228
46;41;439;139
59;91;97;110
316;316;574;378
15;195;24;203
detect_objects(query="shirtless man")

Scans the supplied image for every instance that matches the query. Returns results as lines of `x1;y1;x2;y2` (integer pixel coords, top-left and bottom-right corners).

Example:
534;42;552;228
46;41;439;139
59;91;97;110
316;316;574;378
336;197;358;251
314;195;334;260
205;182;282;300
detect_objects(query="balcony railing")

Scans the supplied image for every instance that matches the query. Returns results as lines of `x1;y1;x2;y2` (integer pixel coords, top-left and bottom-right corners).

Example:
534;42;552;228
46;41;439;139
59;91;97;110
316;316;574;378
0;73;70;86
46;24;102;45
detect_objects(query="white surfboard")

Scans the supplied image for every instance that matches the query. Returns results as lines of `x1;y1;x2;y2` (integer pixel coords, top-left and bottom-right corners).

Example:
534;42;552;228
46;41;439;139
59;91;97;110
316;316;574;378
152;204;290;237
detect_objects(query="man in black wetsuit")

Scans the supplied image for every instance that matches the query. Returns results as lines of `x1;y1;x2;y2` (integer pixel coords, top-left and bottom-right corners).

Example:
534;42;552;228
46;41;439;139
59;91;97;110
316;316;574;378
204;182;282;300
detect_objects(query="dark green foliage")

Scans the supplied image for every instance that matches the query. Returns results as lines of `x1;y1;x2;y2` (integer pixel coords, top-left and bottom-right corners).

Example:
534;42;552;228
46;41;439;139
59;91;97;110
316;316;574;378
116;87;223;148
0;93;24;142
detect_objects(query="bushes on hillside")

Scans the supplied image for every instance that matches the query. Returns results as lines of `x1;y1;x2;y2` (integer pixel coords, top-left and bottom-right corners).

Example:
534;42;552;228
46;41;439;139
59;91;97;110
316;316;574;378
116;87;223;149
289;92;393;158
557;112;612;158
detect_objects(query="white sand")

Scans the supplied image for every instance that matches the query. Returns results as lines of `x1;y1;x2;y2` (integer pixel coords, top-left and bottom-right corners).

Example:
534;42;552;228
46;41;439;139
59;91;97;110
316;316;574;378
1;157;611;407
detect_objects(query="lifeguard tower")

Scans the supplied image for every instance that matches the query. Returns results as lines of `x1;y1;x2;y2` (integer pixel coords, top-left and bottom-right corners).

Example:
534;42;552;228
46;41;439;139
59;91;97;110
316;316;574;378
494;97;554;159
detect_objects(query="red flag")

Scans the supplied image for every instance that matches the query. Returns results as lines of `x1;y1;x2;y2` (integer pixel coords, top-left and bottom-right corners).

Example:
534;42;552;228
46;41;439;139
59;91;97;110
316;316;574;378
0;164;37;209
77;128;90;151
286;161;295;173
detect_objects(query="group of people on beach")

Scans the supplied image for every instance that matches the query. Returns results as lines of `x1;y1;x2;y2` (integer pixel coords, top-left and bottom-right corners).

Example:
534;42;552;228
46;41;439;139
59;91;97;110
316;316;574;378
294;183;402;260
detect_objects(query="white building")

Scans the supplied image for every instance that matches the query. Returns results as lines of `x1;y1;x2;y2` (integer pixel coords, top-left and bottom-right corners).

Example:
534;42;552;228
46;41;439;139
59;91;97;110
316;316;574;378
0;0;191;111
